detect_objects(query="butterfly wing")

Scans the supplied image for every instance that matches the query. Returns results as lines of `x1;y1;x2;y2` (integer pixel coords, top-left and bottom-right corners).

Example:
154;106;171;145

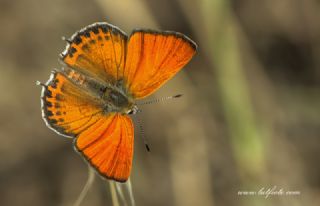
41;71;104;137
41;71;134;181
123;30;197;98
74;113;134;182
61;22;128;84
43;23;197;181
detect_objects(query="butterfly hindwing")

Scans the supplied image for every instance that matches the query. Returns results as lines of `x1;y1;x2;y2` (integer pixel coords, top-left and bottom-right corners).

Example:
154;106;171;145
61;22;128;85
74;113;134;182
123;30;197;98
41;71;134;182
41;71;104;137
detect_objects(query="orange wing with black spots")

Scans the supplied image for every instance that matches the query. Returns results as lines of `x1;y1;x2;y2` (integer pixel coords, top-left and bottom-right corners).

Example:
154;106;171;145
40;71;134;181
123;30;197;98
61;22;128;84
40;22;198;182
74;113;134;182
41;71;104;137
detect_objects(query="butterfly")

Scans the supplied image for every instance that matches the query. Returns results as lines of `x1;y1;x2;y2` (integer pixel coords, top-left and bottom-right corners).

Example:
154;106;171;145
38;22;197;182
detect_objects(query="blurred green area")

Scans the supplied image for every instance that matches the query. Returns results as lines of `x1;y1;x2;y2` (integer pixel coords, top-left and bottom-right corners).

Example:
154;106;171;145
0;0;319;206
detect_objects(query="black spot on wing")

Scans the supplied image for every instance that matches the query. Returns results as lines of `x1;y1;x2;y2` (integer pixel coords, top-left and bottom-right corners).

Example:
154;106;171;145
54;103;61;108
83;30;91;38
101;25;109;33
74;36;82;45
60;22;128;60
50;79;59;89
81;44;90;51
46;110;54;116
55;94;63;101
92;26;99;34
69;47;77;58
49;118;58;124
45;90;52;98
46;102;53;107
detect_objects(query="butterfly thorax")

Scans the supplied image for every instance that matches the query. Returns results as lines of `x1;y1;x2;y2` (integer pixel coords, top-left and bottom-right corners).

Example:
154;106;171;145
101;86;136;115
63;67;137;115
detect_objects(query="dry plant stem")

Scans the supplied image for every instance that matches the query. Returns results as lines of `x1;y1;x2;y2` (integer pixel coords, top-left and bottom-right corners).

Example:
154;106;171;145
110;179;136;206
109;181;120;206
115;182;126;206
113;178;135;206
126;178;135;206
73;166;95;206
116;179;136;206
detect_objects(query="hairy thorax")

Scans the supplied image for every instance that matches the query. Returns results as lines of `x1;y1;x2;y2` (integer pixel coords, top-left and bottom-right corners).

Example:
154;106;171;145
64;67;137;115
101;86;136;114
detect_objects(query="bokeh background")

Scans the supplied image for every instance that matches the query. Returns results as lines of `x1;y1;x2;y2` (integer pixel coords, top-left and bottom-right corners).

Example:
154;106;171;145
0;0;319;205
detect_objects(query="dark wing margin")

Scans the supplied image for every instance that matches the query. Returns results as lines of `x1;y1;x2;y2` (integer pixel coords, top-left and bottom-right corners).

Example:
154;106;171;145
123;29;197;98
129;29;197;50
60;22;128;85
73;113;134;182
39;70;104;138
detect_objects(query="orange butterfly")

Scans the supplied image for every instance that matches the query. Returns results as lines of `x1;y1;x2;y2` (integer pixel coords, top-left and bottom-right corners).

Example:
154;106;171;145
39;22;197;182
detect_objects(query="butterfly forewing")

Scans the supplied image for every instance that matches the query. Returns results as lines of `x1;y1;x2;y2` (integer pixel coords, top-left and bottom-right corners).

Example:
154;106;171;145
61;23;128;85
123;30;197;98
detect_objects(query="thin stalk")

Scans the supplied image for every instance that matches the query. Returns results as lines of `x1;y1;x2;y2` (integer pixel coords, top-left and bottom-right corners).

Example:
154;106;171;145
73;166;95;206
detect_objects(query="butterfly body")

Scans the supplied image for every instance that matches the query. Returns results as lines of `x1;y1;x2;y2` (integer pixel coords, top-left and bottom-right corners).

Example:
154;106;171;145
63;66;136;115
39;22;197;182
101;86;135;114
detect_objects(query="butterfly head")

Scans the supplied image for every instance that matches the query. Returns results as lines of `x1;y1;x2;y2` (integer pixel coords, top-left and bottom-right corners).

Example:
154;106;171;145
126;104;139;115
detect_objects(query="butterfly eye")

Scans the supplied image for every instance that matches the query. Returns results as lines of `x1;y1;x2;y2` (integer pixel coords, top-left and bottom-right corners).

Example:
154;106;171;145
127;110;134;115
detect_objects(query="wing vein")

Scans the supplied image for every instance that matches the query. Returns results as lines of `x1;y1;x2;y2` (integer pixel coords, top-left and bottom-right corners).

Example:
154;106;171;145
81;114;117;151
129;33;145;89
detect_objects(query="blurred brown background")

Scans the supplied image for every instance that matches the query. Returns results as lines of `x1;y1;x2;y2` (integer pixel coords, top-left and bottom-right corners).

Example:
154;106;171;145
0;0;319;205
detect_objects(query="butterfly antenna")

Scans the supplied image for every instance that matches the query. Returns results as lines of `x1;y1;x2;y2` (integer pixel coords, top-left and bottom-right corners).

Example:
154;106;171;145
136;113;150;152
137;94;183;106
